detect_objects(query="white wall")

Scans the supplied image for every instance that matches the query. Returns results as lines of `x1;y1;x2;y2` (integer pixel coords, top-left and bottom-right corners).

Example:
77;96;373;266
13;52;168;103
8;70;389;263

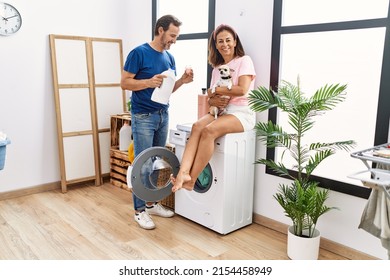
0;0;149;191
0;0;387;259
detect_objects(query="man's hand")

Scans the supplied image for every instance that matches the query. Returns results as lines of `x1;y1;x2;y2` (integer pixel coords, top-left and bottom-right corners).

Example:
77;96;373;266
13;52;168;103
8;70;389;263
149;74;167;88
179;68;194;84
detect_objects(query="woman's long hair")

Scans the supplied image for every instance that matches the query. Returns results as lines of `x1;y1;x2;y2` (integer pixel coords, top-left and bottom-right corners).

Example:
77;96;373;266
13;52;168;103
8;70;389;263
208;24;245;67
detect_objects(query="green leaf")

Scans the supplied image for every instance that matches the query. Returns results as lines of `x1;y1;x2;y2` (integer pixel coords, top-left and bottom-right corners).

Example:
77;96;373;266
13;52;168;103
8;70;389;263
309;140;356;152
256;159;291;178
254;121;291;148
305;149;334;177
248;87;278;112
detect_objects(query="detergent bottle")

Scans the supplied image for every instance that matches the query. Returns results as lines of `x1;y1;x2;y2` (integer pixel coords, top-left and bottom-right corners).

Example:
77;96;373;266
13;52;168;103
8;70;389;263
119;121;132;151
198;88;209;119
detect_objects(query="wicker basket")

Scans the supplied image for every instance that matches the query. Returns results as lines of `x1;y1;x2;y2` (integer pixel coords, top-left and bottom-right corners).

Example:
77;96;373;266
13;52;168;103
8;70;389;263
161;193;175;210
162;144;175;209
157;165;175;210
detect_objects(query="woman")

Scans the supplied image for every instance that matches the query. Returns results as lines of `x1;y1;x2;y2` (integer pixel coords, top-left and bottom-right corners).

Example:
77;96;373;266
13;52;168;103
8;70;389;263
171;24;256;192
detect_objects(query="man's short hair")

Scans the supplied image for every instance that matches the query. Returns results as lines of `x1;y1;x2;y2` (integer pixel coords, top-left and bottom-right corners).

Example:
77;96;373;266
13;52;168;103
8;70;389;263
154;14;182;36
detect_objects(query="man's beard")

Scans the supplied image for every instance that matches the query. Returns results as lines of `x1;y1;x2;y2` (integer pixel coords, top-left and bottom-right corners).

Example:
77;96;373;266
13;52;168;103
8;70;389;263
160;35;172;50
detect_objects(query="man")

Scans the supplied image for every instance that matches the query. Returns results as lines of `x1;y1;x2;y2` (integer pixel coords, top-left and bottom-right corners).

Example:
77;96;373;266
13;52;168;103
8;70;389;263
120;15;193;230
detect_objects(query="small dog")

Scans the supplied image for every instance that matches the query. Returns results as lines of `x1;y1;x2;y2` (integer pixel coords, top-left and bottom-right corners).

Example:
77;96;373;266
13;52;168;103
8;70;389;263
210;65;234;119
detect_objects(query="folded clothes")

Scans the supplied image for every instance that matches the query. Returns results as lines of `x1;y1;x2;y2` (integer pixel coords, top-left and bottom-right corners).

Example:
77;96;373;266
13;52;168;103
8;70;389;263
359;163;390;259
374;149;390;158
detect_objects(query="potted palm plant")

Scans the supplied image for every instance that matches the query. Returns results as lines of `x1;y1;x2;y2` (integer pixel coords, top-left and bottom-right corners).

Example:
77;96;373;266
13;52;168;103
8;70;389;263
248;79;356;259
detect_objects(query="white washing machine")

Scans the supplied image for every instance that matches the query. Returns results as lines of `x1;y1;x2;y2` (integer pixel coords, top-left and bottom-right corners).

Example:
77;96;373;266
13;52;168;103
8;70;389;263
169;123;256;234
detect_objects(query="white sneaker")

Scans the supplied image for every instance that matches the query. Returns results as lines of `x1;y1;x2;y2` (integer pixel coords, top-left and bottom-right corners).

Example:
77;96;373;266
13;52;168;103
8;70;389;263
146;203;174;218
134;211;155;230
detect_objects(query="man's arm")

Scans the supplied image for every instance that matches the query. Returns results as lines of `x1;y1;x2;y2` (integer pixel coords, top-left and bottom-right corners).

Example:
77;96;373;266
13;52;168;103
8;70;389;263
120;70;166;91
172;68;194;92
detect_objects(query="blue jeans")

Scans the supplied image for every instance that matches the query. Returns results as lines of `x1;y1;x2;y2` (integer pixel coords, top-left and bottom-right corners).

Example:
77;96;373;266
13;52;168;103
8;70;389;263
131;109;169;211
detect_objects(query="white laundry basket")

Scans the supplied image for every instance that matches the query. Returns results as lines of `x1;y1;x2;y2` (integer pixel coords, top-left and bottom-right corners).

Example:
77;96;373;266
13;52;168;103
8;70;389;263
0;138;11;170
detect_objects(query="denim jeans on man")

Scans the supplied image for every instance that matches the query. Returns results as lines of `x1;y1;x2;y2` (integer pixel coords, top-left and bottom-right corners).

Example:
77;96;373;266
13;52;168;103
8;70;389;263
131;109;169;211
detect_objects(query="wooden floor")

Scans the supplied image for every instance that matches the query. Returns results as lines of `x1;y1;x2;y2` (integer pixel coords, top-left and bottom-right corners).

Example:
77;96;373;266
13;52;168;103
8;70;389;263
0;183;350;260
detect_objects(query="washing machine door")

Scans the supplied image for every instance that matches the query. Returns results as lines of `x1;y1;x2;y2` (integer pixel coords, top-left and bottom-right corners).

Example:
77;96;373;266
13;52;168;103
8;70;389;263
194;163;213;193
129;147;180;202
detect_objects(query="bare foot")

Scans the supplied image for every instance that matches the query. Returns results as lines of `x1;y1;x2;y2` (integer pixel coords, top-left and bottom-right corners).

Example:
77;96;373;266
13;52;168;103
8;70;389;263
171;171;191;192
182;180;195;191
169;174;176;184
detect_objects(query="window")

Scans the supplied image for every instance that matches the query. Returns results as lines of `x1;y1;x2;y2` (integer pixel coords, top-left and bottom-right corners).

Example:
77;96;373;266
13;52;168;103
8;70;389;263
157;0;209;34
270;0;390;198
153;0;215;129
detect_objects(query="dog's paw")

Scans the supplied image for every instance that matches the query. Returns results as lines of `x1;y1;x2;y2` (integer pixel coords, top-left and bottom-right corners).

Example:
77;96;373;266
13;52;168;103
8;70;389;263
210;106;218;119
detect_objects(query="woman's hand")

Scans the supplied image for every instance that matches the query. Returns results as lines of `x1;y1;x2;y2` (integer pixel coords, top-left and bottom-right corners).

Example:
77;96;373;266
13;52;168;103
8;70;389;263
208;94;230;109
207;88;214;97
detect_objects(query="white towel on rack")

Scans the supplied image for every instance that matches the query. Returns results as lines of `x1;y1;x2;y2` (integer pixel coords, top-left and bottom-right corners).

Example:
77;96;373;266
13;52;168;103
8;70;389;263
358;163;390;256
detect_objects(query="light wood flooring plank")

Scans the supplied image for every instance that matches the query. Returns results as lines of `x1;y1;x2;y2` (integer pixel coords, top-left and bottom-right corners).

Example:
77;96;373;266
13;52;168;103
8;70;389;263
0;211;38;259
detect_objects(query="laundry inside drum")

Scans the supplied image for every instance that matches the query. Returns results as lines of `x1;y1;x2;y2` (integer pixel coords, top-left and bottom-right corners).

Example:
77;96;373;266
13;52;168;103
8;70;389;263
140;157;172;190
194;163;213;193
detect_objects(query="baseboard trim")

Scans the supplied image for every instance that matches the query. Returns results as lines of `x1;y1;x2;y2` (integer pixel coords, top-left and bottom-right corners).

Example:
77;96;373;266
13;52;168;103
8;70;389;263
0;177;111;201
0;181;61;201
253;213;377;260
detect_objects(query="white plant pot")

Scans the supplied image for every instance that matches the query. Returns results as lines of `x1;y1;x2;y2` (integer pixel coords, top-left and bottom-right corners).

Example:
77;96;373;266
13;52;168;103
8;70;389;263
287;225;321;260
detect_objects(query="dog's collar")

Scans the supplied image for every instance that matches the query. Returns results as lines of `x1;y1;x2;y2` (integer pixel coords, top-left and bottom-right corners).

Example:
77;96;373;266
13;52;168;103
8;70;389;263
221;76;232;80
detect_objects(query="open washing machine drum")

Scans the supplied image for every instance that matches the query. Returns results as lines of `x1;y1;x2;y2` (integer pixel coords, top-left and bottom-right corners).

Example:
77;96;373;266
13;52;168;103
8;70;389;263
194;163;213;193
129;147;180;202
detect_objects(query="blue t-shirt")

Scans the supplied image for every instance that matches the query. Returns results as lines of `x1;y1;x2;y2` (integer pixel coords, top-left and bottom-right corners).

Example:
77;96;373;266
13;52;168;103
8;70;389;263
123;43;176;114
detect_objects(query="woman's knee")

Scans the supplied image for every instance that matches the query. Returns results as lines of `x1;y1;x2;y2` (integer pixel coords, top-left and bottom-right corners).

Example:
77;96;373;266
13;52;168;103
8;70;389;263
191;121;205;135
200;125;218;139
